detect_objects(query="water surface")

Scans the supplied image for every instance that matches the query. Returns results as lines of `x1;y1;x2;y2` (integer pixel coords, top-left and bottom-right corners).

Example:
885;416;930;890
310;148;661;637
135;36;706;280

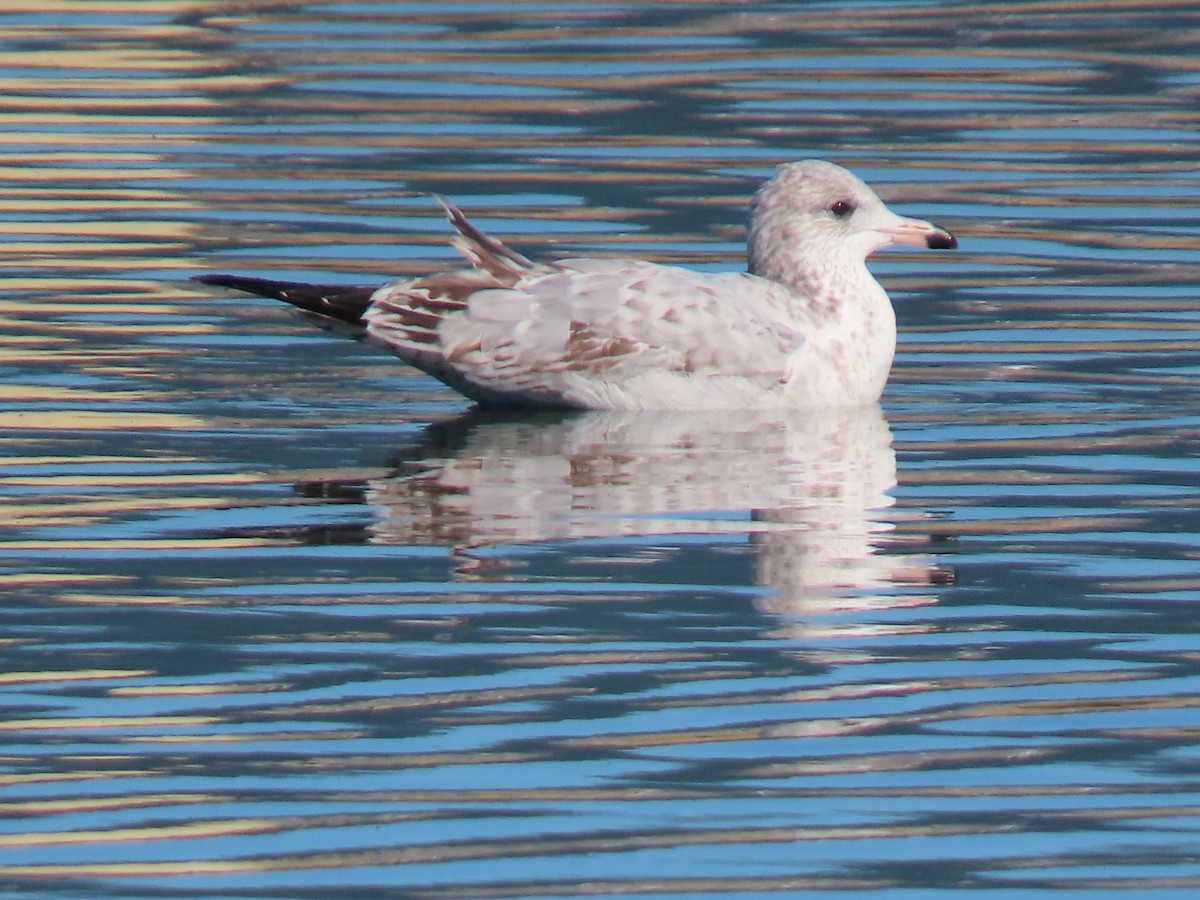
4;1;1200;897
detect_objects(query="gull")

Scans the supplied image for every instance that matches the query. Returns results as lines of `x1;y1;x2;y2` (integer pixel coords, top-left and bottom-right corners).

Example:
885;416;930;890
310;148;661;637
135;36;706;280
193;160;955;409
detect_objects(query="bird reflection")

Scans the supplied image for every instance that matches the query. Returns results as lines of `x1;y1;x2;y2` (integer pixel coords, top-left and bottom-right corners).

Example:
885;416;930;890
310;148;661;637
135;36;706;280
312;404;949;619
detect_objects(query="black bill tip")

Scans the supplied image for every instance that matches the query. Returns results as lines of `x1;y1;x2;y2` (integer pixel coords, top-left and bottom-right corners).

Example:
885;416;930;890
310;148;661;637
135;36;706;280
926;230;958;250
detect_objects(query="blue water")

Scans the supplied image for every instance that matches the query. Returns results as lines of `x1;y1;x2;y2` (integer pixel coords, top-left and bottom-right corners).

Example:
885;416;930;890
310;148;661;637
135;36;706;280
3;1;1200;897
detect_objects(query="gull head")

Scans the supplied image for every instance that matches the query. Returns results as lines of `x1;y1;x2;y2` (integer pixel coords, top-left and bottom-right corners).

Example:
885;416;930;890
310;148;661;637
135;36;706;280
747;159;956;289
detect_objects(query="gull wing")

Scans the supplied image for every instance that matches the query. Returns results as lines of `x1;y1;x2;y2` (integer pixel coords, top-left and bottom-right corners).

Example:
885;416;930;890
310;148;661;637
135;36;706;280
366;259;806;407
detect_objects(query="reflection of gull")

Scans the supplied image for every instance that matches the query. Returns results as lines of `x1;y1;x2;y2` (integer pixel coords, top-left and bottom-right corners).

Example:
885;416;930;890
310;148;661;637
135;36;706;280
353;405;945;617
195;160;955;409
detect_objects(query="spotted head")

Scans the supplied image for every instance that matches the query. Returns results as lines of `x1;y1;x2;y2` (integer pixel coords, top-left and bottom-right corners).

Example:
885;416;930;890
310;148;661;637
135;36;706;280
747;159;956;289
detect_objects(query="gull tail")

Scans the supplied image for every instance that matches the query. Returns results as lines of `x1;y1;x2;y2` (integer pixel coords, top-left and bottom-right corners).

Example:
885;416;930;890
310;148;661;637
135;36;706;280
192;273;377;326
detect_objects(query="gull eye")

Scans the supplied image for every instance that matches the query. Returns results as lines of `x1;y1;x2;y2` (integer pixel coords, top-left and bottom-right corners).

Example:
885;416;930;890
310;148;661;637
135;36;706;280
829;200;854;219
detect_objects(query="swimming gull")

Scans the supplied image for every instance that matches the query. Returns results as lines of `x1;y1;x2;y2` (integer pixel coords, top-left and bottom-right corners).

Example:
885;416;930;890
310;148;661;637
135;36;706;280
193;160;956;409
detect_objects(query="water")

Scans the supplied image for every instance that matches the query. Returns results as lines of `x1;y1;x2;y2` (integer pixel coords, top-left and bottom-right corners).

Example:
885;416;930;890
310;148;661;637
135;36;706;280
4;0;1200;897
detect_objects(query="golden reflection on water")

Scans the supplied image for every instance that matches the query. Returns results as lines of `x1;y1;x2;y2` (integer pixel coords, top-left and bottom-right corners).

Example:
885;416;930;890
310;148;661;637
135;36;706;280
3;0;1200;896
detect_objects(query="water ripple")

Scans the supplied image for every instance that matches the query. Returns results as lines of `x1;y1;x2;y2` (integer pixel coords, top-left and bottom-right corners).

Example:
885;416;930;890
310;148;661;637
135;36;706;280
4;1;1200;897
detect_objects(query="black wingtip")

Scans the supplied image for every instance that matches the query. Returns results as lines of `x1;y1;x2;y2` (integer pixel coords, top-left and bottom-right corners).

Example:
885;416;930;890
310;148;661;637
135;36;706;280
192;273;274;288
192;272;377;326
190;273;294;299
